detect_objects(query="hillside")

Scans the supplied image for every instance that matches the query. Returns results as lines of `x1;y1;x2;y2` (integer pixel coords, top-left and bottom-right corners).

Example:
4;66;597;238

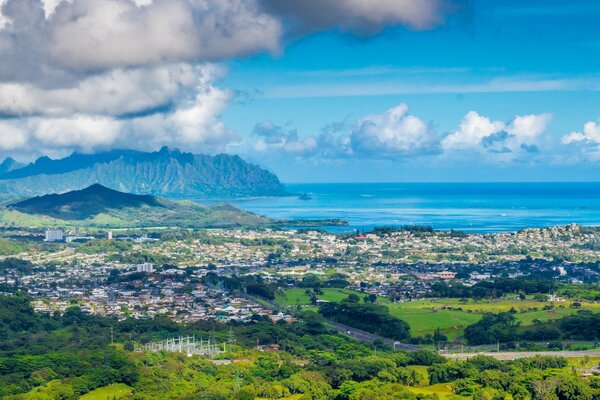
3;184;270;229
0;147;287;201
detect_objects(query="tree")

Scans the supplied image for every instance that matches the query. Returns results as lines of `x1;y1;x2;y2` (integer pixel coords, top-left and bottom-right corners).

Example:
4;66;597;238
555;375;592;400
533;378;558;400
464;312;520;345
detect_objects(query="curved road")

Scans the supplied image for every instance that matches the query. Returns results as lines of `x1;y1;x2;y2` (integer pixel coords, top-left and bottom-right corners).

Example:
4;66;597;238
326;321;421;351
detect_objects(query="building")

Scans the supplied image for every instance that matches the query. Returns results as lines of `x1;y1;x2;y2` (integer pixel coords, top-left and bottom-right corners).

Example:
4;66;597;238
435;271;456;280
45;229;64;242
106;231;113;240
137;263;154;273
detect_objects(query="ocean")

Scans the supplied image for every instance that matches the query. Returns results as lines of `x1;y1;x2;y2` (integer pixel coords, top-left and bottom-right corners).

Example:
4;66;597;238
224;182;600;233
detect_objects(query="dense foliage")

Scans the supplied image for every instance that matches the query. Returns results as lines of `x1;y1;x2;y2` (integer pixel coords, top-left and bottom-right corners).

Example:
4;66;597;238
1;295;600;399
319;297;411;341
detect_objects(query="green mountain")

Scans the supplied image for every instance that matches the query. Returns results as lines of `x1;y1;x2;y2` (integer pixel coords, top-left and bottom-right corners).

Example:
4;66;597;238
0;147;287;201
2;184;270;229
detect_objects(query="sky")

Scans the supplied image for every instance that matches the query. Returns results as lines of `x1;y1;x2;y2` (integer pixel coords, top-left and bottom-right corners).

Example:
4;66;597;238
1;0;600;182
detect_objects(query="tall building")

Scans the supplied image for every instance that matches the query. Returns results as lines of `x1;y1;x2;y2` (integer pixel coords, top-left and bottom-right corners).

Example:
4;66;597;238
137;263;154;273
44;229;64;242
106;231;113;240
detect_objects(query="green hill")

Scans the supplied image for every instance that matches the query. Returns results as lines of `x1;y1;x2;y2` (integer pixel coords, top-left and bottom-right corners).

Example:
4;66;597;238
2;184;270;229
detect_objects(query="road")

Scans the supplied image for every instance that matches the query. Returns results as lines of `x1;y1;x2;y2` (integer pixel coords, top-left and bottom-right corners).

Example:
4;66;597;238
244;293;422;351
326;321;421;352
443;350;600;361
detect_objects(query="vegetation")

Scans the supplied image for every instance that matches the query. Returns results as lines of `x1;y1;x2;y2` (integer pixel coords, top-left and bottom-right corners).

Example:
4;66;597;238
2;295;600;399
1;184;271;229
0;147;288;201
320;296;411;341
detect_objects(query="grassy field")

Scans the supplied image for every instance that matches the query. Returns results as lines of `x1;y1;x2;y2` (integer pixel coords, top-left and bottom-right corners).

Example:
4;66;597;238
278;291;598;342
387;298;599;341
80;384;133;400
406;383;457;399
388;303;482;341
275;288;388;307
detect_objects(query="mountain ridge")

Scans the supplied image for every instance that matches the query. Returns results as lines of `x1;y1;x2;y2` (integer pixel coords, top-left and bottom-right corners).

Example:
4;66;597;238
0;147;287;200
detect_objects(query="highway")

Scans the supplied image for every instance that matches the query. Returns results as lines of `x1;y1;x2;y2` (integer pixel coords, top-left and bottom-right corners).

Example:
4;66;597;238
443;350;600;361
326;321;421;352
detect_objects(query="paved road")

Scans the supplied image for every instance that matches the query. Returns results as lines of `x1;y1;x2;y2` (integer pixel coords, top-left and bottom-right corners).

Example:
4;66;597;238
326;321;421;352
444;350;600;361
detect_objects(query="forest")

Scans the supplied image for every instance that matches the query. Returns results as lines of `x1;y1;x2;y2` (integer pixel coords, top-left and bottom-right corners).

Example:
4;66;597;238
1;294;600;399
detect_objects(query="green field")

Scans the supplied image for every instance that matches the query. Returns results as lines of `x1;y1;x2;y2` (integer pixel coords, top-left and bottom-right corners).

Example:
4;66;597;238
80;384;133;400
388;302;482;340
387;298;599;341
275;288;388;307
277;291;598;342
406;383;457;399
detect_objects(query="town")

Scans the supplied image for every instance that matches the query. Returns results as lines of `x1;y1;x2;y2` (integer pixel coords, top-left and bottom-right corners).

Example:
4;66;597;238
1;224;599;326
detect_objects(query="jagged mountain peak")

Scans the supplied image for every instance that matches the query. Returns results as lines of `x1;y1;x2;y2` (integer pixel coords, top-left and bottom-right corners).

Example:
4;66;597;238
0;149;287;201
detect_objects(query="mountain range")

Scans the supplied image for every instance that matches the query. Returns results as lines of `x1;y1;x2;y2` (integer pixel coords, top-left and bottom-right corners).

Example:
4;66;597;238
2;184;270;229
0;147;287;201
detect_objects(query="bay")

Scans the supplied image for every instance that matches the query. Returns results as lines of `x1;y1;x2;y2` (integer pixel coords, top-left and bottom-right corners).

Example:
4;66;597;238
221;182;600;233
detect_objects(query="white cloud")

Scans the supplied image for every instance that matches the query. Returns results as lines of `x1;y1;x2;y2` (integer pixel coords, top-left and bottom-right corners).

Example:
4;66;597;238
0;0;458;158
442;111;504;151
0;121;28;150
49;0;281;70
0;65;237;157
0;0;282;83
350;103;439;157
506;113;552;143
251;103;440;160
0;63;209;117
32;116;123;150
0;0;458;83
562;121;600;145
560;121;600;161
443;112;551;158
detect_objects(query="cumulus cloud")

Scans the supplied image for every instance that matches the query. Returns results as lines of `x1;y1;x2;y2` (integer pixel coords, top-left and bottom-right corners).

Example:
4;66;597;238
442;112;552;158
261;0;454;35
562;121;600;145
350;104;440;157
0;0;458;158
0;0;282;82
252;103;439;160
251;106;558;164
560;121;600;161
0;0;457;84
0;65;236;157
0;63;212;117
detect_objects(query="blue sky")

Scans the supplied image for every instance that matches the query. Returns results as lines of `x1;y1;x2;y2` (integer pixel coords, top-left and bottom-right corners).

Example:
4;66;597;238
1;0;600;182
219;0;600;181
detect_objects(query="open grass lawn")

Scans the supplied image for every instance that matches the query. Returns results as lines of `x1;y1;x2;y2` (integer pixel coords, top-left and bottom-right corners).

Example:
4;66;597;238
275;288;388;306
387;298;599;341
407;383;458;399
388;304;482;340
515;308;579;325
80;384;133;400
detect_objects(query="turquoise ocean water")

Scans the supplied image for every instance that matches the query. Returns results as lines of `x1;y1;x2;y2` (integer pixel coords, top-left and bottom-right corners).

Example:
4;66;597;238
224;183;600;233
